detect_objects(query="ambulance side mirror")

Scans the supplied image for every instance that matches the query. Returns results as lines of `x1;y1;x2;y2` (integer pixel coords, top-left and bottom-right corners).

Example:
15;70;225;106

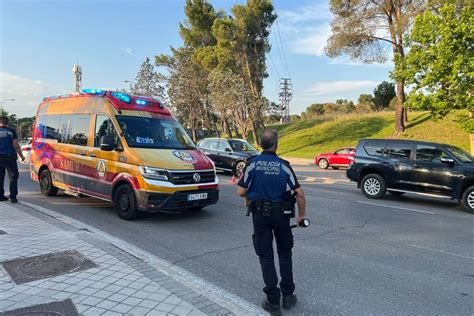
100;135;115;151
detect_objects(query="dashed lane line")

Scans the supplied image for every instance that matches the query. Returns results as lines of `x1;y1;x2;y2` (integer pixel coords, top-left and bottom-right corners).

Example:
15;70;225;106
411;244;474;260
357;200;434;214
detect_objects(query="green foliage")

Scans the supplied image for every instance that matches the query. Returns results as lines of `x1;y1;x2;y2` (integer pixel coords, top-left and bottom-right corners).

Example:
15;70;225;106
208;69;252;137
129;57;165;100
398;3;474;116
455;113;474;133
373;81;396;111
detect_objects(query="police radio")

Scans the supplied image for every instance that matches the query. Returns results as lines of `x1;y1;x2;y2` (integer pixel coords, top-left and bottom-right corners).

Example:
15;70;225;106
291;218;310;229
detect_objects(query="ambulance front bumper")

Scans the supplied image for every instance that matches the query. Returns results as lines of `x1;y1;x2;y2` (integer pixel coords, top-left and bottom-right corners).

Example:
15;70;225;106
136;188;219;212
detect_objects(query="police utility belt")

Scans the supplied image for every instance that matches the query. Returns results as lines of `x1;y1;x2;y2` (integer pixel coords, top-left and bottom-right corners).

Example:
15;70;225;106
246;192;296;217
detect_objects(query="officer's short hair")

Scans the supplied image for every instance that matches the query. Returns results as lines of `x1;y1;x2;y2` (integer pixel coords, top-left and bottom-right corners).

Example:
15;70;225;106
260;129;278;150
0;116;8;126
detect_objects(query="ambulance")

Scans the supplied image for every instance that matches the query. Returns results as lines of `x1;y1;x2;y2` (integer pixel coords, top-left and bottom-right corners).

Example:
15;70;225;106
30;89;219;220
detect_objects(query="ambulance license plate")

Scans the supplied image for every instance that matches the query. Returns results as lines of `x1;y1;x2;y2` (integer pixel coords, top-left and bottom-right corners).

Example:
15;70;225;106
187;193;208;201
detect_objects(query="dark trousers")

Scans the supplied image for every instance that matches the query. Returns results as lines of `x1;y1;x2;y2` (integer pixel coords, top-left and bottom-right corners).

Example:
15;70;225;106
252;210;295;304
0;155;19;198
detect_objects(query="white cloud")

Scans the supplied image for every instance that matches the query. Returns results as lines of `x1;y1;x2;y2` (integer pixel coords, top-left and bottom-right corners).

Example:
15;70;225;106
276;2;332;57
0;72;68;117
291;25;332;57
122;48;134;56
303;80;378;96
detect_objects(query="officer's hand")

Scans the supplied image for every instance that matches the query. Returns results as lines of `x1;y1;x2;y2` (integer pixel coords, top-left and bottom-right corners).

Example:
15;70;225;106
296;215;305;228
20;155;25;162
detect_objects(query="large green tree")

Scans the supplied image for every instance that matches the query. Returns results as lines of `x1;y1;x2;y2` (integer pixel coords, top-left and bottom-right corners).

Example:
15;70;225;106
396;2;473;151
397;3;473;115
325;0;425;134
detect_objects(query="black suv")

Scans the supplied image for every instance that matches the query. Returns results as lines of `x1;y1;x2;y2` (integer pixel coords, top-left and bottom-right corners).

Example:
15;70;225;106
347;139;474;213
197;138;259;177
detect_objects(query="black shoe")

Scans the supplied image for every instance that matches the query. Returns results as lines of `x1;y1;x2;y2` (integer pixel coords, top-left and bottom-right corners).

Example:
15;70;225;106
0;195;8;201
282;294;297;309
262;299;281;316
9;196;18;203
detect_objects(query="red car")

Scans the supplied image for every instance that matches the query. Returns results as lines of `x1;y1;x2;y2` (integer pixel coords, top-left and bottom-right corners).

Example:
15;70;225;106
315;147;355;169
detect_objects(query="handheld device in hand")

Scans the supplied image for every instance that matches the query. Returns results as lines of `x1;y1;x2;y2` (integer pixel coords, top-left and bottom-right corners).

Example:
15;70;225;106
291;218;310;229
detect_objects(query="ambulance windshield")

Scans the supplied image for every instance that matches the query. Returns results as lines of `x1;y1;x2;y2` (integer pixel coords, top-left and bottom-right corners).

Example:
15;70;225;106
116;116;195;150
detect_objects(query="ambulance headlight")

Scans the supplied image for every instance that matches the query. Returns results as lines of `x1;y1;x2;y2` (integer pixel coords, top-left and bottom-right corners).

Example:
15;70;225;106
139;166;169;181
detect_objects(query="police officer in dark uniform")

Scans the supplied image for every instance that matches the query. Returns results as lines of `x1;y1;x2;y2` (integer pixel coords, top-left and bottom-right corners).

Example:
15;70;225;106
237;129;306;315
0;116;25;203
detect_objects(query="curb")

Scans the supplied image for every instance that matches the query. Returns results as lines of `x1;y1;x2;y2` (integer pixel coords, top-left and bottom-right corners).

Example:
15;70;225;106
19;201;266;316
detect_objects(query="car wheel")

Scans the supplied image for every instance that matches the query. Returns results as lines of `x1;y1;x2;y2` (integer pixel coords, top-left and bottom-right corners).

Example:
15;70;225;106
461;186;474;214
388;190;405;196
39;169;58;196
114;184;139;220
361;174;386;199
234;161;246;178
318;159;329;169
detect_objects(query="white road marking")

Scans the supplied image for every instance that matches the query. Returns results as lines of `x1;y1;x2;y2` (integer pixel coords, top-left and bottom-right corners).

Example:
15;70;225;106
357;201;434;214
411;244;474;260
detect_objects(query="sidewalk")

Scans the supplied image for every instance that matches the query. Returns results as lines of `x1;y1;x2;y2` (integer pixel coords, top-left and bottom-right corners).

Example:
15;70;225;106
0;202;263;315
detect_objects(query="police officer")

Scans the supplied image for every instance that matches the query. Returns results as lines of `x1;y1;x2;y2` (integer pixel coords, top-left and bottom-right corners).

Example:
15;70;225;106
0;116;25;203
237;129;306;315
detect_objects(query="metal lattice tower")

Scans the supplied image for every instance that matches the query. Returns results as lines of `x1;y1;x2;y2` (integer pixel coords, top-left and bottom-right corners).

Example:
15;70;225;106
279;78;292;123
72;61;82;93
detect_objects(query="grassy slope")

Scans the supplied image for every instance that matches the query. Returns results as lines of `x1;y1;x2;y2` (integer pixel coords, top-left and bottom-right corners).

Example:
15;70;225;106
265;111;469;159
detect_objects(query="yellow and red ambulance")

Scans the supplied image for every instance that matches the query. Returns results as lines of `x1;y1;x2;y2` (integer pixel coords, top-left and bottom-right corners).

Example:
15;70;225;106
30;89;218;220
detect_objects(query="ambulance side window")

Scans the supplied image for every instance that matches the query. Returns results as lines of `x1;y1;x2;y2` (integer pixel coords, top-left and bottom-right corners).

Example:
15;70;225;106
60;114;90;146
95;115;118;147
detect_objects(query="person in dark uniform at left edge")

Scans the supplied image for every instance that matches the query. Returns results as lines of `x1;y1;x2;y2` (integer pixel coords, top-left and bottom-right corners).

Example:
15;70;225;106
236;129;306;315
0;116;25;203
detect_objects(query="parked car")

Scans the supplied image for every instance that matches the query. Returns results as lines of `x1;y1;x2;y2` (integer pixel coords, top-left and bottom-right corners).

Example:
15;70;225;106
315;147;355;169
20;139;32;164
197;138;259;177
346;139;474;214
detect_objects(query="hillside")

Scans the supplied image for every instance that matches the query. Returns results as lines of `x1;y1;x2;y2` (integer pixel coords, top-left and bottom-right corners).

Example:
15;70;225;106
265;111;470;159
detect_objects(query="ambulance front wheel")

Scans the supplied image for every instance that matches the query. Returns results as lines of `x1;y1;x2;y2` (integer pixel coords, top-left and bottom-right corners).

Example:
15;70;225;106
114;184;139;220
39;169;58;197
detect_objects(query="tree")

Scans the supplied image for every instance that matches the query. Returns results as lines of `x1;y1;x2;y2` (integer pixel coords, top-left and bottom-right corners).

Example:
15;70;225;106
358;93;376;110
208;69;252;138
129;57;165;100
398;3;473;116
373;81;396;111
156;48;208;142
396;3;473;151
325;0;425;134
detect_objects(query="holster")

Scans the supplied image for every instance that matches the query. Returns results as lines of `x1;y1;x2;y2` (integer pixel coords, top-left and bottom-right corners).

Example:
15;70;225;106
282;191;296;218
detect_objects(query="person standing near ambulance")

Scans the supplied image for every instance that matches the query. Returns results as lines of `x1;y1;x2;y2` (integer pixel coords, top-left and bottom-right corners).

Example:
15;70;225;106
0;116;25;203
236;129;306;315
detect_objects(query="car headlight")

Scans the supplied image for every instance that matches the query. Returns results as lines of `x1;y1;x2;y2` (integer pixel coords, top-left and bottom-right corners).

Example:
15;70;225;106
139;166;169;181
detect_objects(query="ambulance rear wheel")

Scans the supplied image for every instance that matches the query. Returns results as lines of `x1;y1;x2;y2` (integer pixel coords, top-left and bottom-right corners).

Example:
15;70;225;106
114;184;139;220
39;169;58;197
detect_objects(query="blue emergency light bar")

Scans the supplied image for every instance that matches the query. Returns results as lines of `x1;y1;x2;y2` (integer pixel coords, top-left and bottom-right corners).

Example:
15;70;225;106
135;99;152;106
110;91;131;104
82;88;106;95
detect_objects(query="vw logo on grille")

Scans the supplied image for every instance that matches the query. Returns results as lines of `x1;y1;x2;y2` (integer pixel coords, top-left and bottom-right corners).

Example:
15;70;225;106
193;173;201;183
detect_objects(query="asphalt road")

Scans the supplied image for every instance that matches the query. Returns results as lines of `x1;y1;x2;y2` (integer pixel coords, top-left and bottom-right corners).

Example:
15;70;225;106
15;164;474;315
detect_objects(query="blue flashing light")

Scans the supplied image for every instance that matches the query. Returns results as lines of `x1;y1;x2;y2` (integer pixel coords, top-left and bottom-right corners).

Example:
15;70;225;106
111;91;131;104
135;99;151;106
82;88;105;95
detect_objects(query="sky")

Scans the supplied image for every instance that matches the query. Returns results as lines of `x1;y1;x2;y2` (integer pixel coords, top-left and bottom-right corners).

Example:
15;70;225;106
0;0;394;117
